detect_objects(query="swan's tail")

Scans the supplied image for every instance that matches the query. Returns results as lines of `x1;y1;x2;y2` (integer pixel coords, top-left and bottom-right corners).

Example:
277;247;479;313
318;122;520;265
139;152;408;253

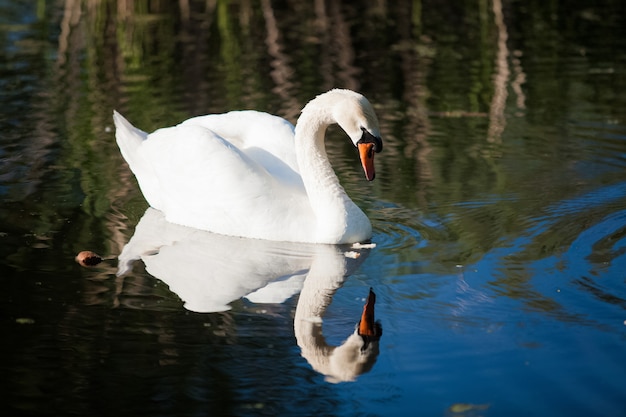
113;110;147;168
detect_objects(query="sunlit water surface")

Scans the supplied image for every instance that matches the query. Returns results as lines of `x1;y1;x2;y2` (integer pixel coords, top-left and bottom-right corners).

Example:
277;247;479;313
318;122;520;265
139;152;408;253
1;1;626;416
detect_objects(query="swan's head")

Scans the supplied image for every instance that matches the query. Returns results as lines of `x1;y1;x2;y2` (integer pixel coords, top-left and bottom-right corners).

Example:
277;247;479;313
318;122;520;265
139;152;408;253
303;89;383;181
333;90;383;182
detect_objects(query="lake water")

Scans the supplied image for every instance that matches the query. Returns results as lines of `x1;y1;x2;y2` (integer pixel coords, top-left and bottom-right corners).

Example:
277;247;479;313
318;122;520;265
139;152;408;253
2;1;626;416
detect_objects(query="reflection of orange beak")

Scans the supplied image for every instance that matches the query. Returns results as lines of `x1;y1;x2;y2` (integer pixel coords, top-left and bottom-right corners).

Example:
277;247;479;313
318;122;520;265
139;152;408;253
358;142;376;181
358;288;377;337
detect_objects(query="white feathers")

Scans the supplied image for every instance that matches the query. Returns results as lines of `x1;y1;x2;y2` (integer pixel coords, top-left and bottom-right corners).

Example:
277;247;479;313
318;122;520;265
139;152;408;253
114;89;381;244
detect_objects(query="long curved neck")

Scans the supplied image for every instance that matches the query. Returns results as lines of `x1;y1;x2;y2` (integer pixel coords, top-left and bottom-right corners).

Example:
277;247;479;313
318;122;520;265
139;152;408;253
294;109;358;244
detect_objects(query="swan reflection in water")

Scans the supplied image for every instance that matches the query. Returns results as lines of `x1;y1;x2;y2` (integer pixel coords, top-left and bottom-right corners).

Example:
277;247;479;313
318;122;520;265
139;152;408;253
118;208;382;383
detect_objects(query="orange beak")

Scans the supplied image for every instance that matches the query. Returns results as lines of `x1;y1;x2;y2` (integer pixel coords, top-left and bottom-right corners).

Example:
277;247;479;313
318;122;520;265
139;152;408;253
358;142;376;181
358;288;377;337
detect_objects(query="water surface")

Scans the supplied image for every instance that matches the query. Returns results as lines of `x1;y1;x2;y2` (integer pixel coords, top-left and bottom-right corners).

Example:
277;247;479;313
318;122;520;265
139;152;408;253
1;1;626;416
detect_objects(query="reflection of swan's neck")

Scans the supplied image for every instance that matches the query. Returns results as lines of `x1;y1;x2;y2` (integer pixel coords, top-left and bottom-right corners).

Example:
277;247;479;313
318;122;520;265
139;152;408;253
294;245;345;324
294;246;378;383
294;99;369;244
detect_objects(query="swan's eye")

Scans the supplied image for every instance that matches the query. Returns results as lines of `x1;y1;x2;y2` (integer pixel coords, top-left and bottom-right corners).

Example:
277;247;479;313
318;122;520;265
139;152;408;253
358;127;383;153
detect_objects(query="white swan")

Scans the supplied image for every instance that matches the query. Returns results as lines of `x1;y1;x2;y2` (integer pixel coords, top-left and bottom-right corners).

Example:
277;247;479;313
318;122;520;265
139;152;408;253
113;89;383;244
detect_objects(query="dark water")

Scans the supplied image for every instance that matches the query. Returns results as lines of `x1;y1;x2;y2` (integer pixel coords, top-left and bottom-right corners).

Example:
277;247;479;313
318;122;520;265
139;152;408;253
2;1;626;416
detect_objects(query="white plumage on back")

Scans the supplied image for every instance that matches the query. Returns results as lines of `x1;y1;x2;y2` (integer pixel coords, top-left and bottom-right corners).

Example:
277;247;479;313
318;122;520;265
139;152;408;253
113;89;382;244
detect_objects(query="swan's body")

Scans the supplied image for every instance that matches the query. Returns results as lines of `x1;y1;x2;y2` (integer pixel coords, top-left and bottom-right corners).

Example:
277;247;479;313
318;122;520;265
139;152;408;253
113;89;382;244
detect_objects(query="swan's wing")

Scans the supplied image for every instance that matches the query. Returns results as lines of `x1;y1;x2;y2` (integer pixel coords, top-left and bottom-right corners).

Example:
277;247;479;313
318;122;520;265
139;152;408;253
181;110;300;178
137;123;310;239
